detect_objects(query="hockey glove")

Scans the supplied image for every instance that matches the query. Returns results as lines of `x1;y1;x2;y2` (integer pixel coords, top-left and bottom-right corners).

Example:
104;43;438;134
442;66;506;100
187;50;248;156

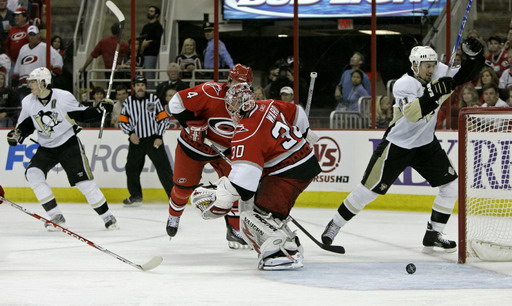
462;37;484;58
7;129;24;146
98;98;114;113
0;185;4;204
186;120;208;144
191;177;240;220
418;77;454;116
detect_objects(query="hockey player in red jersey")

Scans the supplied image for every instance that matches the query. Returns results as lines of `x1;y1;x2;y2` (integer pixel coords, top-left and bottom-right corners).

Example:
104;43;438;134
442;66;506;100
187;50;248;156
165;64;252;248
191;83;321;270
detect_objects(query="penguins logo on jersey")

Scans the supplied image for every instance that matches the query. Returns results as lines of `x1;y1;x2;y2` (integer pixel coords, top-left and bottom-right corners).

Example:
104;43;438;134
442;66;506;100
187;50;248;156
34;110;61;136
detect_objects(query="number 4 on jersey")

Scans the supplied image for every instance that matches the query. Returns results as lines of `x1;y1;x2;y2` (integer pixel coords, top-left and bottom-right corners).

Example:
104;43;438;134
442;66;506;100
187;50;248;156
187;92;198;99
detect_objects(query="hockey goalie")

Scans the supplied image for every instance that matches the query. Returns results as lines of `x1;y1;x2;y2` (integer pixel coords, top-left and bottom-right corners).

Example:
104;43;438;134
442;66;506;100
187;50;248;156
191;83;321;270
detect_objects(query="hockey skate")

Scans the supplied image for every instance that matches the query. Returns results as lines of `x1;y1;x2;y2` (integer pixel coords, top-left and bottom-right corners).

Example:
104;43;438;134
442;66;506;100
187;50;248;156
321;220;341;245
422;222;456;253
104;215;119;230
166;215;180;238
258;249;304;271
123;196;142;207
44;214;66;232
226;224;250;250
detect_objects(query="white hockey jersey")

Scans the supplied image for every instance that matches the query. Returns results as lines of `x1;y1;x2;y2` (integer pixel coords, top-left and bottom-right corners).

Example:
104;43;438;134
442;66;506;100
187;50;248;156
14;42;63;86
17;89;90;148
386;63;459;149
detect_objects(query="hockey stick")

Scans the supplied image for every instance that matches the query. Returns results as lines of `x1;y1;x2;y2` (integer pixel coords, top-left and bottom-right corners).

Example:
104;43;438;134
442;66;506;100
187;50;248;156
92;1;126;159
0;197;163;271
448;0;473;67
305;72;317;116
203;139;345;254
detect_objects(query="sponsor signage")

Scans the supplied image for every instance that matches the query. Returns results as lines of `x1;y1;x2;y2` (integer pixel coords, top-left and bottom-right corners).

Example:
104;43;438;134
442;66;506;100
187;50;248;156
223;0;446;19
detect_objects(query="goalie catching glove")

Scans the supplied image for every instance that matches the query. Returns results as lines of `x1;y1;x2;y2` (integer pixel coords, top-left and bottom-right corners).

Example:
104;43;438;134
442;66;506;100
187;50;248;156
191;176;240;220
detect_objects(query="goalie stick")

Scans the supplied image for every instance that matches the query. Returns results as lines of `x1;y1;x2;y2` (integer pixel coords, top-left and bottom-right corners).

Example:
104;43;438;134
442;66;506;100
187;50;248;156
92;0;126;159
203;139;345;255
305;72;317;116
0;196;163;271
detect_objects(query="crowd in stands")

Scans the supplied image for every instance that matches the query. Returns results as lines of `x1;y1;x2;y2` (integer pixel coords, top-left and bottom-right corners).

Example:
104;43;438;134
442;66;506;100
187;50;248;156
1;1;511;131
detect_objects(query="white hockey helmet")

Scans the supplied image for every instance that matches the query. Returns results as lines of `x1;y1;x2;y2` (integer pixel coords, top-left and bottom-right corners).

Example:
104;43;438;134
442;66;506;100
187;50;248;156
409;46;438;75
225;82;256;123
27;67;51;89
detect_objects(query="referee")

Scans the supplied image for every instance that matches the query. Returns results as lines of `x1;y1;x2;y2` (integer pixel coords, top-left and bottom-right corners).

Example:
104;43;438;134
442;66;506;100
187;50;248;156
119;75;174;206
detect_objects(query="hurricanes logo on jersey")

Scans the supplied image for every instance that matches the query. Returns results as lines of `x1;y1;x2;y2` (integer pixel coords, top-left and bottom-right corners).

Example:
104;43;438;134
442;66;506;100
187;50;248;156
11;32;27;41
208;117;236;138
204;83;222;95
21;55;38;65
33;110;61;136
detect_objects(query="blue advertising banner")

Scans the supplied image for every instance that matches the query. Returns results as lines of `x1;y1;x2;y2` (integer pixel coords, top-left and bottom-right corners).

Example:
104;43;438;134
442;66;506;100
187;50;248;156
224;0;446;19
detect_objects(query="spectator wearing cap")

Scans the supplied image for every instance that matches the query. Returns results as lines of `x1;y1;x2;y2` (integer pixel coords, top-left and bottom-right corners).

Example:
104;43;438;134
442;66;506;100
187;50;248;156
80;22;129;86
5;7;28;84
203;21;234;69
139;6;163;88
118;75;173;206
485;35;509;77
0;0;15;42
280;86;294;103
13;25;63;101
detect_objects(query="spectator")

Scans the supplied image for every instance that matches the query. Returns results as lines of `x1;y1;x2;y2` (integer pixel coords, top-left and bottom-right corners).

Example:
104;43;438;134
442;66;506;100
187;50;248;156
481;83;509;107
476;66;507;102
375;95;392;129
203;21;234;69
176;38;202;79
337;69;369;112
0;71;18;127
508;85;512;106
163;86;180;129
0;39;11;85
118;75;173;206
13;25;63;101
111;84;128;128
459;84;481;108
50;35;66;58
485;35;509;77
499;49;512;90
254;86;266;100
264;57;308;103
155;63;189;105
0;0;14;42
139;5;163;87
92;86;105;107
5;7;29;80
503;28;512;51
279;86;294;103
80;22;129;82
334;52;371;109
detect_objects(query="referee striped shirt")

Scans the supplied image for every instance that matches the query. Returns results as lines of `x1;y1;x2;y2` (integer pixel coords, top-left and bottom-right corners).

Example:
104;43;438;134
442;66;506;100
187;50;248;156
118;93;169;138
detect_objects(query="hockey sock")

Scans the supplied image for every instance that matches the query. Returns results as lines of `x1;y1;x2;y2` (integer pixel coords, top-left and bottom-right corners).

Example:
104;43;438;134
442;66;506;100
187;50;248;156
429;210;451;232
168;190;187;217
76;180;106;209
42;198;63;219
26;167;54;204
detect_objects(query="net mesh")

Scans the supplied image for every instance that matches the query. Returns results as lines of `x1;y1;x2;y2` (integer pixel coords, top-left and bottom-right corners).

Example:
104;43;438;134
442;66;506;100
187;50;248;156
465;113;512;259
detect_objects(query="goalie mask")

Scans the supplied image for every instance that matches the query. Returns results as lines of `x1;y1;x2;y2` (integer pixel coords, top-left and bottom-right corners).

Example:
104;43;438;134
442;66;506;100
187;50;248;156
27;67;51;90
409;46;438;76
224;82;256;123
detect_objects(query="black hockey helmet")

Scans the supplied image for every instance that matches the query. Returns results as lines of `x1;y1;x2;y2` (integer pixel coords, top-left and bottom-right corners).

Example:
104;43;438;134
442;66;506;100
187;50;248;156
132;75;147;85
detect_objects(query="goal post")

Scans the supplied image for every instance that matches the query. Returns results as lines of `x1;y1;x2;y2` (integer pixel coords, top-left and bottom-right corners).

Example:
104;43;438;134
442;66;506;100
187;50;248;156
458;107;512;264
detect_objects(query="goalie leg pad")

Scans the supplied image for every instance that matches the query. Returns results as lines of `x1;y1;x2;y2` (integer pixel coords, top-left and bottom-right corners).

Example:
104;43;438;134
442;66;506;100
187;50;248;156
26;167;54;203
240;209;303;270
76;180;106;208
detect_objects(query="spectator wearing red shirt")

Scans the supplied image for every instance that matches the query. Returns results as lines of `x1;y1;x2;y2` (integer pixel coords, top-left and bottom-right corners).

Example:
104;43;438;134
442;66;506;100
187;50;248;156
79;22;128;80
485;35;509;77
4;7;28;83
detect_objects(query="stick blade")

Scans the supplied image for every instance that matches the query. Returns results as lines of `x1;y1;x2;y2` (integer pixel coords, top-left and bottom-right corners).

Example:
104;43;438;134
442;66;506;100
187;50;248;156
106;1;125;22
139;256;163;271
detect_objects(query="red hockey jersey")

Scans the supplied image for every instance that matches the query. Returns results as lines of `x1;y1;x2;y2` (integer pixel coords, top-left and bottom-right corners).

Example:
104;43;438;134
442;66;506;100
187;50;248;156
170;82;235;159
228;99;313;192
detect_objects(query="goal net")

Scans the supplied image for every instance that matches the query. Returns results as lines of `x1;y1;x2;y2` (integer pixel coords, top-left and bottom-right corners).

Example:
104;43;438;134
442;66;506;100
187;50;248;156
458;107;512;263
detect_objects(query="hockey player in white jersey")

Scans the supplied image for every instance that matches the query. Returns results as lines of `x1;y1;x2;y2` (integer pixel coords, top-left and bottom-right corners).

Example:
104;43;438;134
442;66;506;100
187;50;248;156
322;38;485;253
6;67;118;231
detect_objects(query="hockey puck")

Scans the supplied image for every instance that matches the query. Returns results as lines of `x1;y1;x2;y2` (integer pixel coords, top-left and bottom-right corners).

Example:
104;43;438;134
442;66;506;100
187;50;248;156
406;263;416;274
